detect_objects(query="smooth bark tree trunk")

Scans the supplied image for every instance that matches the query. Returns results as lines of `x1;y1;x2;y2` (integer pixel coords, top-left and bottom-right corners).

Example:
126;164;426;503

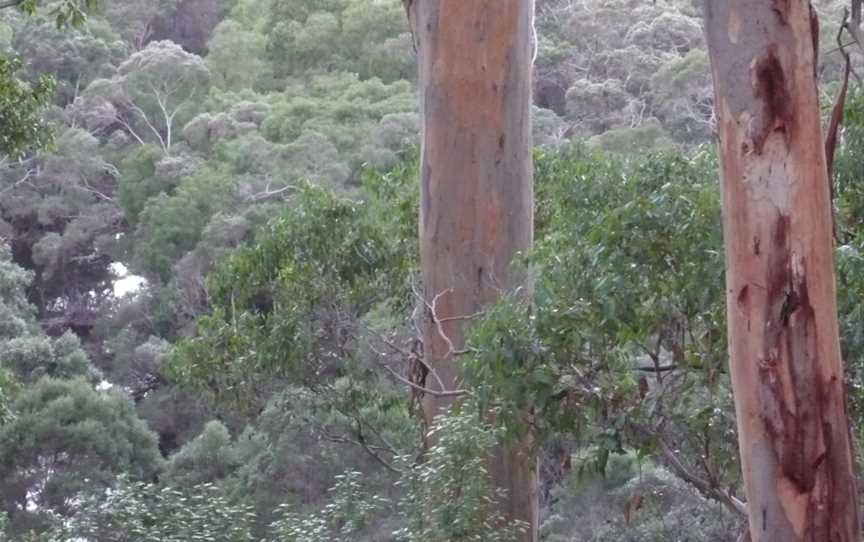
406;1;538;539
705;2;859;540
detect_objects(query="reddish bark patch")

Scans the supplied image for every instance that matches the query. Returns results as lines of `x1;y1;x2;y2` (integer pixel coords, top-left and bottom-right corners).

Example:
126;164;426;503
810;5;820;76
753;47;794;154
737;285;750;311
759;215;823;494
772;0;790;24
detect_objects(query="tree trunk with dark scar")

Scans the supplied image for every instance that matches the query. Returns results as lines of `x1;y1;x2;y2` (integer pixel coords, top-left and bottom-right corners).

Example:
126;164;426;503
705;2;859;540
406;1;537;539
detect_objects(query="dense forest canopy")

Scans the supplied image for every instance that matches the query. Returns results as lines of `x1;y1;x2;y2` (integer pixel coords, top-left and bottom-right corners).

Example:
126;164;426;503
0;0;863;540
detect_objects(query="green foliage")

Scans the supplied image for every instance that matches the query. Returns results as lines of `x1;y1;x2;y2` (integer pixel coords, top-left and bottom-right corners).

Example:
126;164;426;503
587;119;675;154
206;19;268;90
166;419;239;488
260;72;415;172
169;173;416;401
51;478;257;542
832;89;864;447
0;243;100;429
99;0;176;47
262;0;410;83
116;40;211;151
464;147;738;494
13;0;98;28
835;89;864;231
0;368;16;425
394;403;526;542
270;470;389;542
0;136;119;368
463;297;563;443
132;166;237;281
221;385;414;536
163;164;420;535
0;245;30;424
117;143;171;225
0;378;162;535
542;460;740;541
1;330;99;383
535;0;710;145
0;55;54;158
9;14;126;104
0;243;35;337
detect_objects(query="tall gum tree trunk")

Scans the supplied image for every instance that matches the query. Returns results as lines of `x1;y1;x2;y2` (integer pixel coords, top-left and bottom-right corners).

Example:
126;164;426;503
705;2;859;540
406;1;538;539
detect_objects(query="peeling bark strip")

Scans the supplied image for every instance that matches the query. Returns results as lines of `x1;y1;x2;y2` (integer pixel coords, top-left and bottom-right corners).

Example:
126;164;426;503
408;1;538;540
705;1;860;541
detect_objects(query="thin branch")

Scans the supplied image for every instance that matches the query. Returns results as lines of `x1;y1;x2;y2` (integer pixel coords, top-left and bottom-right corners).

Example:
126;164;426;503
427;289;477;358
127;102;167;153
437;311;485;323
151;86;178;152
843;4;864;58
113;115;147;147
365;334;467;397
319;425;401;474
246;177;296;202
76;179;115;203
657;437;747;518
632;364;677;373
380;360;468;398
372;329;446;394
824;40;860;56
0;168;35;196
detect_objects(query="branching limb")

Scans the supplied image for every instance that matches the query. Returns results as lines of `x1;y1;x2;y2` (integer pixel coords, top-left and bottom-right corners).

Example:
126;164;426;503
656;437;747;518
426;289;480;358
0;167;36;196
245;176;296;202
0;0;23;10
366;336;468;398
319;425;401;474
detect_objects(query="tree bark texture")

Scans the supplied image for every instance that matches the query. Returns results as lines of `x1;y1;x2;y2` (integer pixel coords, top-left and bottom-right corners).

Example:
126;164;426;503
705;2;859;540
408;1;537;539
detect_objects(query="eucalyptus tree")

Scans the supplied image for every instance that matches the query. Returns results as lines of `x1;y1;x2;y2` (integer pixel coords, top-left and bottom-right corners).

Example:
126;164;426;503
115;40;211;153
705;1;859;540
405;1;538;538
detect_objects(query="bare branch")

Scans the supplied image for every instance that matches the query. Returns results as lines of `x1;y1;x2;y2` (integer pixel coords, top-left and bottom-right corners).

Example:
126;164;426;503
245;177;297;202
113;115;148;147
657;437;747;518
75;183;114;203
0;164;36;196
381;362;468;398
426;289;478;358
127;102;167;153
0;0;24;10
319;425;401;474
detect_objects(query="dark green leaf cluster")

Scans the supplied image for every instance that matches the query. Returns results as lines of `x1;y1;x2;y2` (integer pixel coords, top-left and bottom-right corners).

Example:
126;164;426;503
49;478;257;542
13;0;97;28
0;56;54;159
393;402;527;542
465;147;737;486
168;165;418;407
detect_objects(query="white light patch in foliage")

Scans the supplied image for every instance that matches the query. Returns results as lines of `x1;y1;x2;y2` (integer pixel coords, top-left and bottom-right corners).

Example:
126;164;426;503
111;262;147;297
